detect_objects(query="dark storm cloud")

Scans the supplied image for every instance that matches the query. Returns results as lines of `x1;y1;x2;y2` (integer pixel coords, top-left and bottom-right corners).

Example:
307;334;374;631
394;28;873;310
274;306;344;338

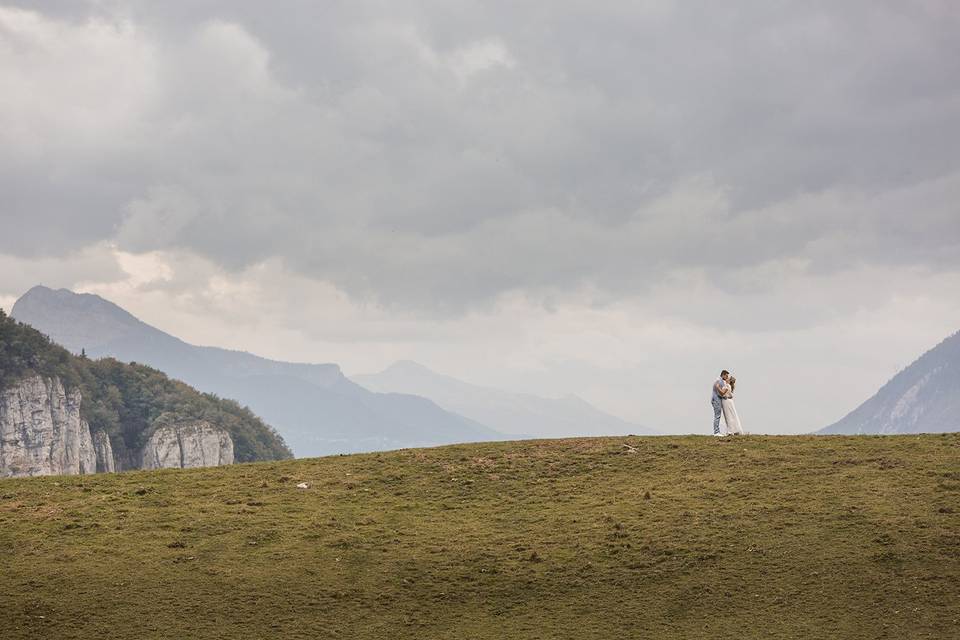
2;1;958;309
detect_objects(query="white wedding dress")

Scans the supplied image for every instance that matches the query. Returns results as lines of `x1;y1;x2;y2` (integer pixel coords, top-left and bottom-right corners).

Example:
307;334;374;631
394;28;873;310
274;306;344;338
722;396;743;435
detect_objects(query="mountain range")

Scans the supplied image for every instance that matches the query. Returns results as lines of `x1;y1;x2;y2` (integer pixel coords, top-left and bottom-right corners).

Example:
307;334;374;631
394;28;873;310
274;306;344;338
16;285;951;444
11;286;499;456
354;360;655;438
818;329;960;434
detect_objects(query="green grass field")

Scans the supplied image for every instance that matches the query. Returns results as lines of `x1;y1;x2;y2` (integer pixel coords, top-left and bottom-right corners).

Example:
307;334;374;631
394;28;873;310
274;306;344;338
1;434;958;639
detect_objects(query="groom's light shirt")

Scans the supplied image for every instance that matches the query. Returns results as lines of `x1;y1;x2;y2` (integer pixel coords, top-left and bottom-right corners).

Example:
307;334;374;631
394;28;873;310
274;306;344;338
712;378;728;402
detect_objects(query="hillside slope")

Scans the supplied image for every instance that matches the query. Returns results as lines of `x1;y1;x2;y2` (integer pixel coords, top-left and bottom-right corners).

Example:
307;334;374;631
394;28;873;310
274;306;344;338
11;286;501;456
1;434;957;639
355;360;657;437
819;330;960;434
0;309;291;469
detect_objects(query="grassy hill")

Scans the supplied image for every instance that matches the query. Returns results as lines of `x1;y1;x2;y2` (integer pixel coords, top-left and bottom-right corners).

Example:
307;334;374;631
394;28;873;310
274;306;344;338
1;434;958;639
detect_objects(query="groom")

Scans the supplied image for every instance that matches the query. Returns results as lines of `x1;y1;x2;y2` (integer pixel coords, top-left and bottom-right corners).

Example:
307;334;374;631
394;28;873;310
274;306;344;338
711;370;731;436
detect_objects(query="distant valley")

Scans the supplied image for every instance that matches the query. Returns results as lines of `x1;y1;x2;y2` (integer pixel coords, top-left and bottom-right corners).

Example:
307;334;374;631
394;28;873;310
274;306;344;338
355;360;656;438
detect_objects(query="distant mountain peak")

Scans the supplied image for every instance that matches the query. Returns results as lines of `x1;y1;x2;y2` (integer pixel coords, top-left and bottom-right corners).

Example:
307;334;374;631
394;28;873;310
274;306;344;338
21;284;54;297
21;285;105;303
15;285;143;323
12;285;344;372
384;360;435;374
12;286;159;353
819;329;960;434
355;362;657;437
557;393;592;408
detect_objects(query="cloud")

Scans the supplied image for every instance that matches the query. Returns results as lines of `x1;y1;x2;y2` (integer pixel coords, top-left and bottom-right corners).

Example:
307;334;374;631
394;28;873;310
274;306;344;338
116;186;201;251
2;2;957;311
0;243;125;297
0;7;158;254
0;7;156;156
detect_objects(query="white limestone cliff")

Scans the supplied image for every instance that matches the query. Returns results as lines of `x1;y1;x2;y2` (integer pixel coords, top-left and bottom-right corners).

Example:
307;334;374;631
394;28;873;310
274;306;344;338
140;421;234;470
0;376;98;477
93;430;116;473
0;376;235;477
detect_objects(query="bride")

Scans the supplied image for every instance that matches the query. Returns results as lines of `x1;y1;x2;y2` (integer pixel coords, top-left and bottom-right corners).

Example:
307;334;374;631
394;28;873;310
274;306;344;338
722;375;744;435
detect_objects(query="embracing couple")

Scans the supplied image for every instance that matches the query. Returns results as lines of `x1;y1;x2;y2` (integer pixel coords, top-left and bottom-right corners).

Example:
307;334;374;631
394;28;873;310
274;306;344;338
711;370;743;437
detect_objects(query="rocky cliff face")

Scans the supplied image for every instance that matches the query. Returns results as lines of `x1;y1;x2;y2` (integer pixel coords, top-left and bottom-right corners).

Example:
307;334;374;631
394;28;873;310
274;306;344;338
0;376;99;477
93;430;115;473
140;422;234;470
0;376;235;477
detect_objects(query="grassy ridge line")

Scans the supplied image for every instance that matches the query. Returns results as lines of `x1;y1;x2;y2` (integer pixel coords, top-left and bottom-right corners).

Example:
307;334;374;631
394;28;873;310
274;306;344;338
1;434;958;639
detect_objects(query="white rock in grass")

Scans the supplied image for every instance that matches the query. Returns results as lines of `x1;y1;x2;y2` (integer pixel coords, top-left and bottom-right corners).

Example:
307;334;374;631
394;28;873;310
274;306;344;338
296;482;309;489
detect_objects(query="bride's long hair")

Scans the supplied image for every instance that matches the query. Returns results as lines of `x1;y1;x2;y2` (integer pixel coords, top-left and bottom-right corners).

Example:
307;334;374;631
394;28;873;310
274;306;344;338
728;375;736;393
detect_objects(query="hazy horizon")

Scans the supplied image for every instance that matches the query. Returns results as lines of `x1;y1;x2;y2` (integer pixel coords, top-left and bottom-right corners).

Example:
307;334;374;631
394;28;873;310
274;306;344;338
2;2;959;434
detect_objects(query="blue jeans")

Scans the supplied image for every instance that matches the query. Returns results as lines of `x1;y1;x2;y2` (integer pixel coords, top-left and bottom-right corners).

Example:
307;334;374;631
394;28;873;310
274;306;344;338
712;398;723;434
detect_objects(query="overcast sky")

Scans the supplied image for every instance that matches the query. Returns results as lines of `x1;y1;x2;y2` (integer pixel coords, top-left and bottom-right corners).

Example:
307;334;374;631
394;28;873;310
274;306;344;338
2;1;959;434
